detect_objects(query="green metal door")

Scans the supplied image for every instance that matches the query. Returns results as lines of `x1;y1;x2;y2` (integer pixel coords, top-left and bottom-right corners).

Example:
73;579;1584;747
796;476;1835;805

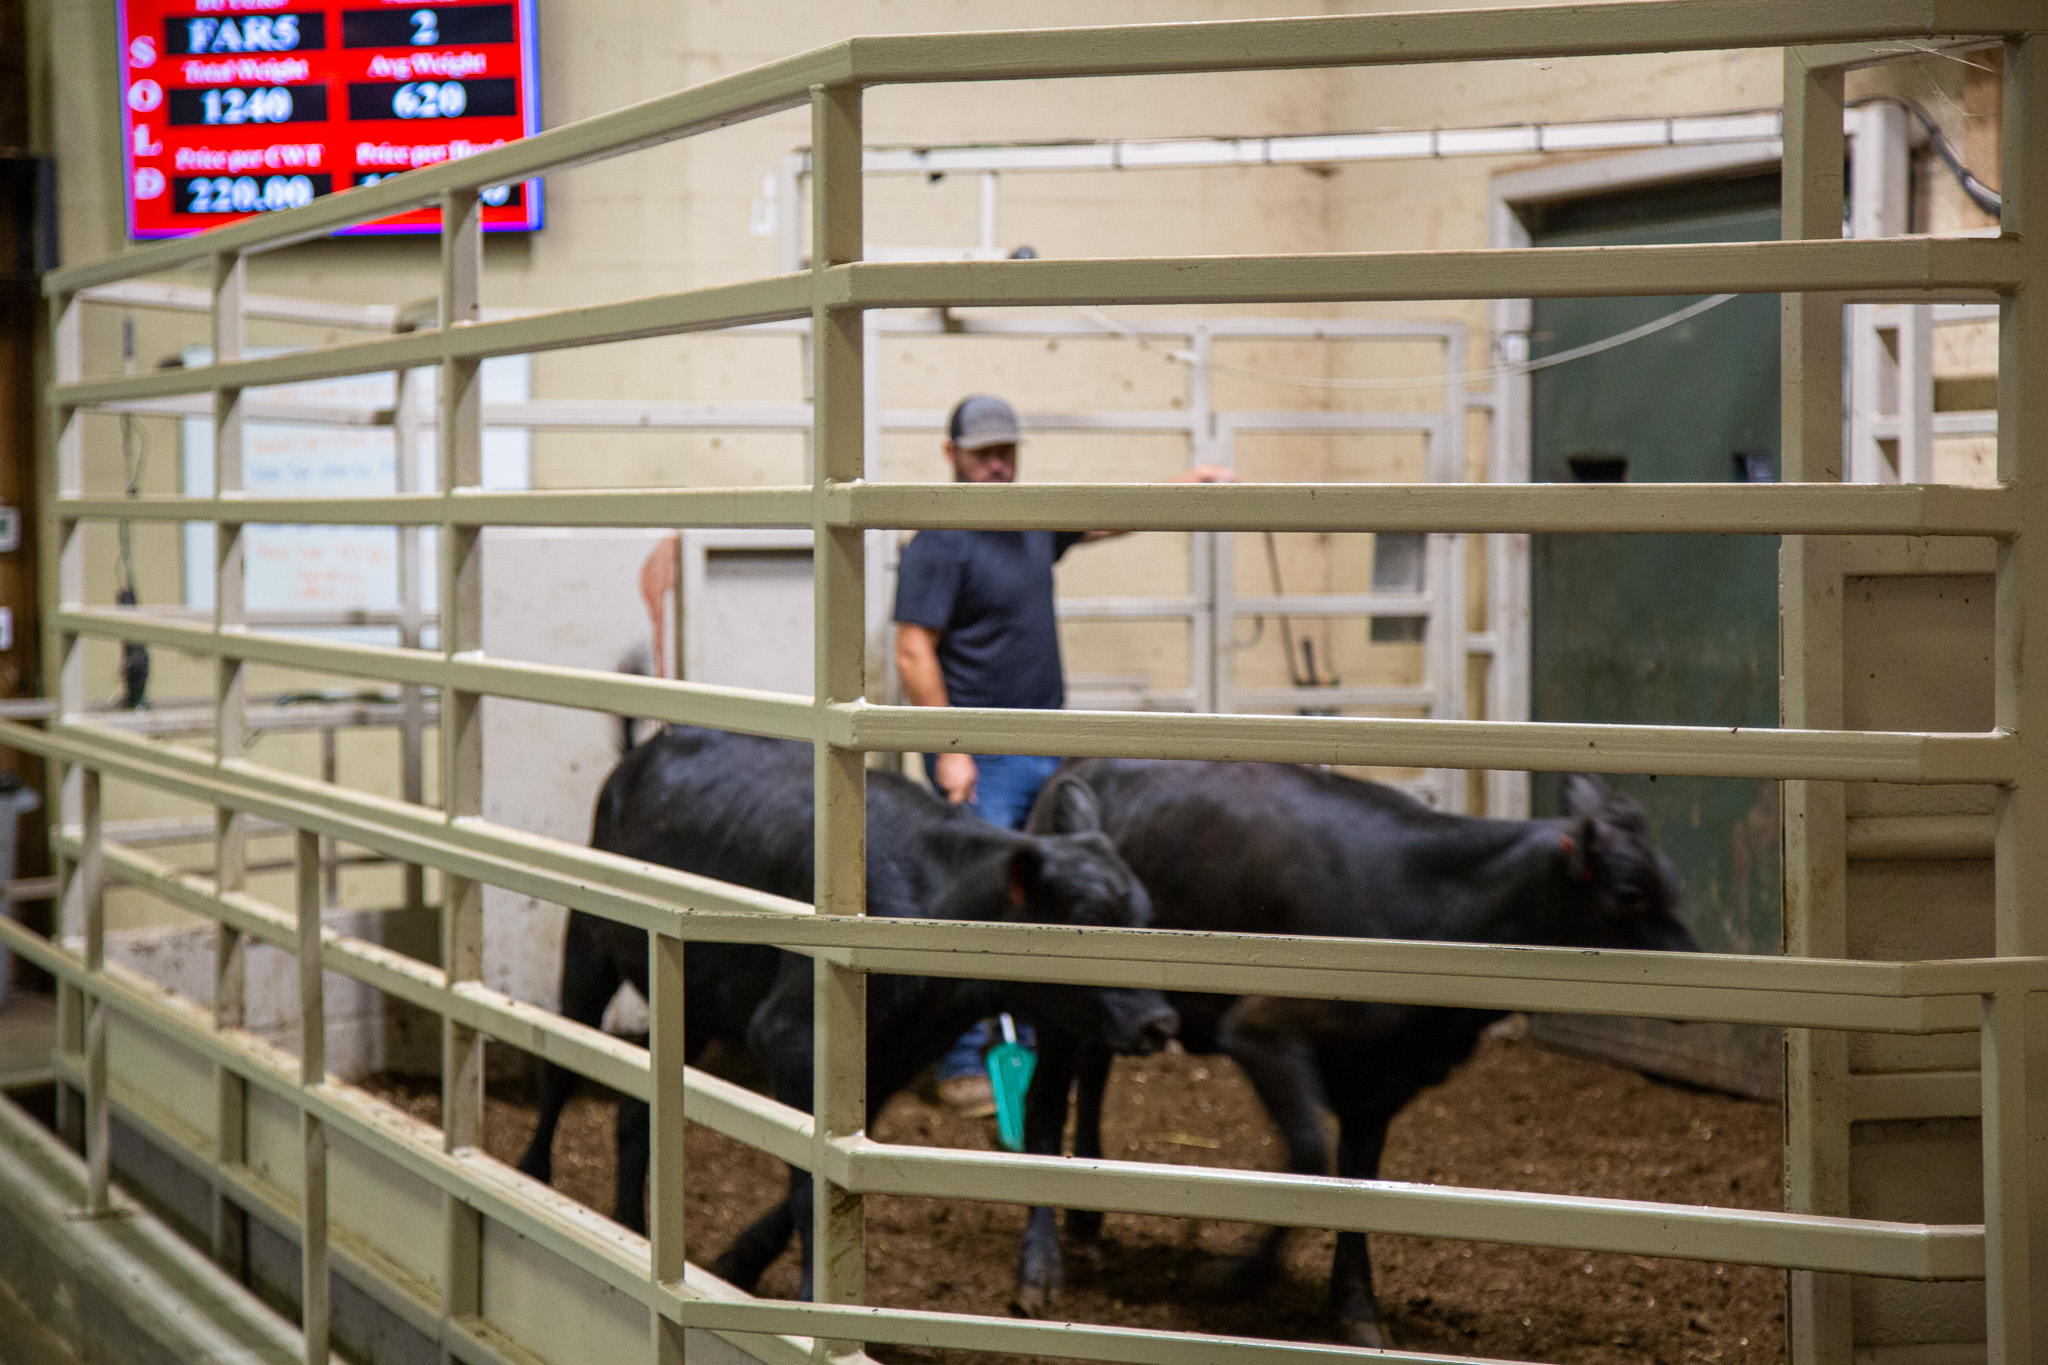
1528;177;1782;1096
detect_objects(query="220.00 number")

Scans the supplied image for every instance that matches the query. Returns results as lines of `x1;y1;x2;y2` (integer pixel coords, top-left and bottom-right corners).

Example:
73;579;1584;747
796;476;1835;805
178;174;329;214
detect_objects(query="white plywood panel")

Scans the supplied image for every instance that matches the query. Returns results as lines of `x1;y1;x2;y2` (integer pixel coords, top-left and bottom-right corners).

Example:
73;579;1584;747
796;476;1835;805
102;916;420;1081
480;528;676;1011
681;531;814;696
480;1215;648;1365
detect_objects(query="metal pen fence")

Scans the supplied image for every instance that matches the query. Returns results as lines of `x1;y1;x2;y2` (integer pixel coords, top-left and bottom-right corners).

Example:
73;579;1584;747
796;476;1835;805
8;4;2047;1364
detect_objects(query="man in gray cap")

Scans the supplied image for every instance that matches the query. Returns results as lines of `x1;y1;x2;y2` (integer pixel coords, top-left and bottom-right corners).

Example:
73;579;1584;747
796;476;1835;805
895;393;1231;1109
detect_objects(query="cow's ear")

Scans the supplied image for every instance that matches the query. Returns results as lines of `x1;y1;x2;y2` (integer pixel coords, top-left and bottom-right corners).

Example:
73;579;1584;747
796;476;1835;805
1006;846;1045;910
1561;773;1611;818
1042;777;1102;835
1559;814;1597;883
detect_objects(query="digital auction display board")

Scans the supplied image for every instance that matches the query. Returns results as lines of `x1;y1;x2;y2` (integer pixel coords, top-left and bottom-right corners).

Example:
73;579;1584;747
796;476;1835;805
118;0;542;239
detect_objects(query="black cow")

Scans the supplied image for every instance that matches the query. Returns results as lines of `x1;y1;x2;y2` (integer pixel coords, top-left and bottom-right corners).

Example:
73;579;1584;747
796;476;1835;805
1013;762;1694;1347
514;726;1178;1298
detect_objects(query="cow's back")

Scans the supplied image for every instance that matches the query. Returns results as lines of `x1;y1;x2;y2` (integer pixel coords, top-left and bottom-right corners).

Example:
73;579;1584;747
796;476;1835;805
1068;759;1507;941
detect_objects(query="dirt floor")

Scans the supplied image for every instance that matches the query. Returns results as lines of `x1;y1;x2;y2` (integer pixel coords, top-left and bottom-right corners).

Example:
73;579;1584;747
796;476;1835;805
370;1023;1784;1365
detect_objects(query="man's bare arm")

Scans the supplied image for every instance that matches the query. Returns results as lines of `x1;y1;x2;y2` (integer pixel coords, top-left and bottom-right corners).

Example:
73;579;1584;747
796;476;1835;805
895;623;977;804
1076;464;1238;542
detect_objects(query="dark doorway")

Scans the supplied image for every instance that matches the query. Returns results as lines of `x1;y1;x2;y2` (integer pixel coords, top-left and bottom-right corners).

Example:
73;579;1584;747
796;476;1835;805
1526;172;1782;1097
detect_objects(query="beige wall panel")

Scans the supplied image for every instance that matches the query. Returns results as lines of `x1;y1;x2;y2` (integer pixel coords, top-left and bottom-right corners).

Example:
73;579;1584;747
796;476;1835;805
480;1215;647;1365
481;529;673;1010
1847;1118;1986;1350
106;1010;217;1149
326;1130;446;1298
1844;862;1989;1076
1832;564;1993;1357
1842;575;1993;733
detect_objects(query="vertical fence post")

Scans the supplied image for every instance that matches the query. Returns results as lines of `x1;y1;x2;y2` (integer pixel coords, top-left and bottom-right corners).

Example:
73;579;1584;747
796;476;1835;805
648;933;687;1364
80;768;108;1217
1779;46;1851;1365
297;828;330;1365
1186;328;1218;716
809;78;867;1361
437;187;487;1354
46;289;85;1149
394;364;427;915
319;727;338;906
1989;33;2048;1365
208;249;254;1277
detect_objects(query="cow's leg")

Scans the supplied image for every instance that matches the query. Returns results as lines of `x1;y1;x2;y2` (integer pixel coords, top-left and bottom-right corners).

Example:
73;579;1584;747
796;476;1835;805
725;990;814;1297
1061;1042;1114;1246
517;913;621;1185
1329;1112;1394;1348
712;1172;800;1293
1014;1031;1079;1316
614;1089;650;1234
1209;997;1334;1296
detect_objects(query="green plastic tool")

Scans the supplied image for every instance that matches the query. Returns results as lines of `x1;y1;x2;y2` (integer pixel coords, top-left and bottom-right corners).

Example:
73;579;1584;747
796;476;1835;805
986;1013;1036;1153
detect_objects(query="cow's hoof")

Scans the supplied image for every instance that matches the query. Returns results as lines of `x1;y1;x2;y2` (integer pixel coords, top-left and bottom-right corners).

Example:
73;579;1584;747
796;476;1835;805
1010;1283;1052;1318
1192;1251;1279;1300
1339;1317;1388;1350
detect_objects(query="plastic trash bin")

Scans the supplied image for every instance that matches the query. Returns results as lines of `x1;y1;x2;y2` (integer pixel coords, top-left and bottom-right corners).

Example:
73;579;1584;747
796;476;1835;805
0;775;43;1015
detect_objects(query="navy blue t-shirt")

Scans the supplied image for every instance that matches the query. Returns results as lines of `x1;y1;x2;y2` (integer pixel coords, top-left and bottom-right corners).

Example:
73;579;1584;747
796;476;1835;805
894;529;1084;710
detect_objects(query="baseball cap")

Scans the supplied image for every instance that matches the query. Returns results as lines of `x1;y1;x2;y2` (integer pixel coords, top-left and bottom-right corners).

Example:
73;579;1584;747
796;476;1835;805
948;394;1022;451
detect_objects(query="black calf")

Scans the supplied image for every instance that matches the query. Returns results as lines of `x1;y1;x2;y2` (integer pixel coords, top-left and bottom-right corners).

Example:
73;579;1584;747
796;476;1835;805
1015;763;1695;1347
515;727;1176;1297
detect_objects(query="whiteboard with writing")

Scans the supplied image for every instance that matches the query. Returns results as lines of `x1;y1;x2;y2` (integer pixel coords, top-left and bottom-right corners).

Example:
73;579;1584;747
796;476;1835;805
180;348;530;638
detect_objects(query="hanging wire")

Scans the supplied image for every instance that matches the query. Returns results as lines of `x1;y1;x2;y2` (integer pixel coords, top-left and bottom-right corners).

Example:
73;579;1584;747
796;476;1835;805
1847;94;2001;218
1078;293;1739;393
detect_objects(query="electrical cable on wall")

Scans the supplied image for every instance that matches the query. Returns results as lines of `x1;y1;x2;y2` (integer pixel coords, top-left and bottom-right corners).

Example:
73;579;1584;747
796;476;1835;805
116;311;150;711
1849;94;2002;218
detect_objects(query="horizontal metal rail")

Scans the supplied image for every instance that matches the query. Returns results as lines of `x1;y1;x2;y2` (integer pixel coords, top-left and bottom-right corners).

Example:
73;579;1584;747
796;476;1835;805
50;608;2014;779
835;704;2014;783
58;481;2019;537
57;610;813;742
821;238;2015;310
834;1139;1983;1279
828;481;2019;536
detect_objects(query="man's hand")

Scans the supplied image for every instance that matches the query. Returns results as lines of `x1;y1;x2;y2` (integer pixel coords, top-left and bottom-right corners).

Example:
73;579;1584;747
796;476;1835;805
896;622;976;803
934;751;978;805
1079;465;1241;543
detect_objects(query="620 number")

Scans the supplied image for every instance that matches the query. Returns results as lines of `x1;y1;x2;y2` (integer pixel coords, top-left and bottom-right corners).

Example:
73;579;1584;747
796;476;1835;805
392;80;466;118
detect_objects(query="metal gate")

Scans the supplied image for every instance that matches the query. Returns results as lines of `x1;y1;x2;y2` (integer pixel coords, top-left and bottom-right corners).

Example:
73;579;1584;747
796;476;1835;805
8;7;2047;1365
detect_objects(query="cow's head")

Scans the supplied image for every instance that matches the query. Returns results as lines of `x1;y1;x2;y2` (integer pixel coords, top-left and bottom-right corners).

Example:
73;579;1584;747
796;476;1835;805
1548;773;1695;954
973;774;1177;1057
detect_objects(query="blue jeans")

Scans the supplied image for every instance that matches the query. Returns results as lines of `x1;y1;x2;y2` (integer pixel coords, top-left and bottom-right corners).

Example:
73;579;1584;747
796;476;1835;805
929;751;1057;1080
922;752;1063;832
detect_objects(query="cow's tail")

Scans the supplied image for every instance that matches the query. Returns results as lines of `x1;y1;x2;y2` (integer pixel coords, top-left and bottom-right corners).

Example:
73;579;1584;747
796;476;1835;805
616;646;654;757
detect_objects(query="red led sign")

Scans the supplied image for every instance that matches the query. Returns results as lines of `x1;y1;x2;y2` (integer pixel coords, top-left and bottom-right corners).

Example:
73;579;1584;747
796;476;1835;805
118;0;543;239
